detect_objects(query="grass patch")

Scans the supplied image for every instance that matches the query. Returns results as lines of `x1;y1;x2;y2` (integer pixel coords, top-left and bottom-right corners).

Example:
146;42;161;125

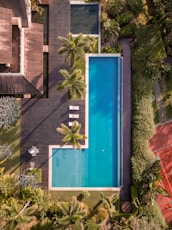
50;191;115;210
0;115;20;175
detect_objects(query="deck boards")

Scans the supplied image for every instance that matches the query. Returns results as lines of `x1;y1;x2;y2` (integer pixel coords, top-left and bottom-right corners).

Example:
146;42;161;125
20;0;85;189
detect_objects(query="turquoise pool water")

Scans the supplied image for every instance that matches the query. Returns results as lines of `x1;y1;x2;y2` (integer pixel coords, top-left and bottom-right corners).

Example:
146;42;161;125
51;56;122;188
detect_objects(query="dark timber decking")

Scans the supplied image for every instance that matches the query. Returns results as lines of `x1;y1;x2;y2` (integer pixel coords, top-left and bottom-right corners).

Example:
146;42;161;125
120;39;131;202
20;0;85;189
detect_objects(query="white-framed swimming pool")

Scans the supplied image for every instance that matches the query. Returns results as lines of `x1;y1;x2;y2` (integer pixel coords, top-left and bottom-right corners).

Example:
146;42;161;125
49;54;122;191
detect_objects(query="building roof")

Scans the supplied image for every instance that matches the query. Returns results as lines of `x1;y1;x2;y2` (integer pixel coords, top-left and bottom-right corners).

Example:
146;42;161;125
0;75;41;95
0;0;28;27
0;2;44;97
0;7;12;64
24;23;44;94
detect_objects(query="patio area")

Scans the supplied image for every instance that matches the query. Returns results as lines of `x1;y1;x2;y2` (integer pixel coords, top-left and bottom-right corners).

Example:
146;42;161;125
20;0;85;189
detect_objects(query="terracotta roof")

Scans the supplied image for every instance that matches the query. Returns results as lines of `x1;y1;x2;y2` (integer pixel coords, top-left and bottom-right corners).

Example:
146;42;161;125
24;23;44;94
0;0;28;27
0;7;12;64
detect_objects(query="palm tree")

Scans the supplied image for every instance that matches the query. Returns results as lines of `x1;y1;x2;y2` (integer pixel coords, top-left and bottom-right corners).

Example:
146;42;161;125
57;68;86;100
58;33;86;67
0;198;37;229
56;121;87;149
53;196;88;227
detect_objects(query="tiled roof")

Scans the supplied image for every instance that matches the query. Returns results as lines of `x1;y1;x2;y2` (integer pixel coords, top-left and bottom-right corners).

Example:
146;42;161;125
0;75;41;95
24;23;44;94
0;7;12;64
0;0;28;27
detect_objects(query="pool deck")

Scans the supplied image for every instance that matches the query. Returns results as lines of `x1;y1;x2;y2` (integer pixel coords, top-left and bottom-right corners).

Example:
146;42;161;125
20;0;131;192
20;0;85;189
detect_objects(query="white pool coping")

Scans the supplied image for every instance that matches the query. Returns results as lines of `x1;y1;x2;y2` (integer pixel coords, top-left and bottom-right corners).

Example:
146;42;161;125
48;54;122;191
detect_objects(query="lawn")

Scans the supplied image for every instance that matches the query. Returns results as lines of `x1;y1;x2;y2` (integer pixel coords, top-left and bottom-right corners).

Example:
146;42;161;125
50;191;117;210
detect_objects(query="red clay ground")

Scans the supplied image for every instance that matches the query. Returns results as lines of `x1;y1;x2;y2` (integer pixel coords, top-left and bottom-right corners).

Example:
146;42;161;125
149;121;172;224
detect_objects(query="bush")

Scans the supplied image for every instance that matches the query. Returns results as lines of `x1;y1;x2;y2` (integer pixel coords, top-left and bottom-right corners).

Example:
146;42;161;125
20;168;42;187
127;0;144;15
119;23;136;38
0;97;19;130
0;142;13;161
131;73;155;184
92;207;109;223
105;0;125;17
85;220;101;230
117;11;133;26
101;18;120;43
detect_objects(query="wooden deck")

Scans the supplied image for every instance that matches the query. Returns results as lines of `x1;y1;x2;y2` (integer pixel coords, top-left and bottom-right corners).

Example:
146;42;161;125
20;0;85;189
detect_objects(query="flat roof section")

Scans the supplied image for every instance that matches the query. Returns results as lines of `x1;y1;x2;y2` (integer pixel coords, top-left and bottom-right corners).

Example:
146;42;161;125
0;7;12;64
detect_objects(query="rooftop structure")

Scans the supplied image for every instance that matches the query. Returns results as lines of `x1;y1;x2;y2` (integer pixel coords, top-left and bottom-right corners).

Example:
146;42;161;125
0;0;44;97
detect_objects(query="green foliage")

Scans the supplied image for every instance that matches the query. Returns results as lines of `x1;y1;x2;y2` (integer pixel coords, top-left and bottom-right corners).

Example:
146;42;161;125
85;220;101;230
105;0;125;17
25;168;42;184
139;200;167;229
100;193;119;218
52;196;88;226
56;121;87;149
101;44;122;54
58;33;87;67
135;24;167;62
127;0;144;15
92;207;109;223
0;174;19;198
119;23;136;37
101;17;120;43
57;68;86;100
117;10;134;26
0;198;37;229
0;97;19;130
19;168;42;188
0;142;13;161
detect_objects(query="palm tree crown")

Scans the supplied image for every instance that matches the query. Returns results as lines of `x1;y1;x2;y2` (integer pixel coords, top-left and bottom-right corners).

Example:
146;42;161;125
58;33;86;67
56;121;87;149
57;68;86;100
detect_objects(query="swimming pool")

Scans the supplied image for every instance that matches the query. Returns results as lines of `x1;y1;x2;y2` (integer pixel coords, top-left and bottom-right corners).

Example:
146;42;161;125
49;54;122;190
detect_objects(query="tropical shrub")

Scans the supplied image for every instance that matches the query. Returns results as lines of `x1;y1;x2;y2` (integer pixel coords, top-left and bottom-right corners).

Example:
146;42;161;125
105;0;125;17
117;11;133;26
0;97;19;130
127;0;144;15
119;23;136;37
101;18;120;43
19;168;42;187
0;142;13;161
85;220;101;230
